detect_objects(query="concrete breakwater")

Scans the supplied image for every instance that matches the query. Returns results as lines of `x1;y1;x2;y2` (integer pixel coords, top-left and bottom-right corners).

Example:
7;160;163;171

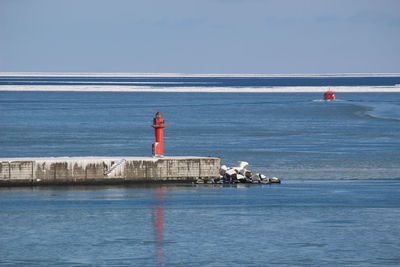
0;156;220;186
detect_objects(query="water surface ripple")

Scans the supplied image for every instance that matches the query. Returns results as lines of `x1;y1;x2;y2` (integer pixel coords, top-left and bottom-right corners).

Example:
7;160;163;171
1;181;400;266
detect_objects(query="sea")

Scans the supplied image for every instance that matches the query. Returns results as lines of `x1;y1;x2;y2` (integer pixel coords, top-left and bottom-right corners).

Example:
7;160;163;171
0;75;400;266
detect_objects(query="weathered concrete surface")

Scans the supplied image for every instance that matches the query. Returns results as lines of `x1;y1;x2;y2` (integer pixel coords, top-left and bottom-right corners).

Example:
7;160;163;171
0;156;220;186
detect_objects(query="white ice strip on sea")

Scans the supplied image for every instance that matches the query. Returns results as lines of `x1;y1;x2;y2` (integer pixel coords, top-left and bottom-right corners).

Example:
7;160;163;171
1;85;400;92
1;72;400;77
0;80;218;85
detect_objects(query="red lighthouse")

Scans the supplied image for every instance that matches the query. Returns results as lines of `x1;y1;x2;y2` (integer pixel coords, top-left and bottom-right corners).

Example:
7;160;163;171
152;112;167;157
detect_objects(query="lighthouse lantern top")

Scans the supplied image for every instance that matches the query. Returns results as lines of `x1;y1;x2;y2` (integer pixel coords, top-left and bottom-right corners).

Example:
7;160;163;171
153;112;166;128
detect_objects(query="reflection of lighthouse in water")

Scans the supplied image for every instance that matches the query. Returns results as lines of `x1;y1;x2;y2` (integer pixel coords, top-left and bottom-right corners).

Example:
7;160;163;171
152;188;166;265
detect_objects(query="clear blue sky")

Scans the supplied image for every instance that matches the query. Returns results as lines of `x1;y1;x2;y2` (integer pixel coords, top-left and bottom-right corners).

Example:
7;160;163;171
1;0;399;74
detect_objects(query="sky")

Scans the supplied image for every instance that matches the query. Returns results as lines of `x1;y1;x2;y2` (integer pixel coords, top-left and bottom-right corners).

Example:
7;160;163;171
1;0;399;74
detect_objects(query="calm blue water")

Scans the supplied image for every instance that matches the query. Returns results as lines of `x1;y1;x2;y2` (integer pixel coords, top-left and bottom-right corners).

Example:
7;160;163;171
0;90;399;179
1;181;400;266
1;76;400;265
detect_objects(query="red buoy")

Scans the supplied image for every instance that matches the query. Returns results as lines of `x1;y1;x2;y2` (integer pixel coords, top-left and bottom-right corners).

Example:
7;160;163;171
324;89;335;101
152;112;167;157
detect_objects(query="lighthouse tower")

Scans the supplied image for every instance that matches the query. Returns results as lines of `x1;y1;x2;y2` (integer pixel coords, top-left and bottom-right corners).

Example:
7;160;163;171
152;112;167;157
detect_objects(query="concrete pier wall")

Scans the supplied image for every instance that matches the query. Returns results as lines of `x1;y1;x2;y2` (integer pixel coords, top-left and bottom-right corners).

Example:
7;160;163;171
0;156;220;186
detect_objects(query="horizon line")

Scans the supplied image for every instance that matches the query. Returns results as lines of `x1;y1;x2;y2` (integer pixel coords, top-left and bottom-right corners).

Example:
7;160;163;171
1;72;400;78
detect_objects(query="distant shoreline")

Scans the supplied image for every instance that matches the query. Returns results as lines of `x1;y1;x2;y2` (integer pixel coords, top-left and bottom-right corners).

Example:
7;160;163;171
1;72;400;78
0;85;400;93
